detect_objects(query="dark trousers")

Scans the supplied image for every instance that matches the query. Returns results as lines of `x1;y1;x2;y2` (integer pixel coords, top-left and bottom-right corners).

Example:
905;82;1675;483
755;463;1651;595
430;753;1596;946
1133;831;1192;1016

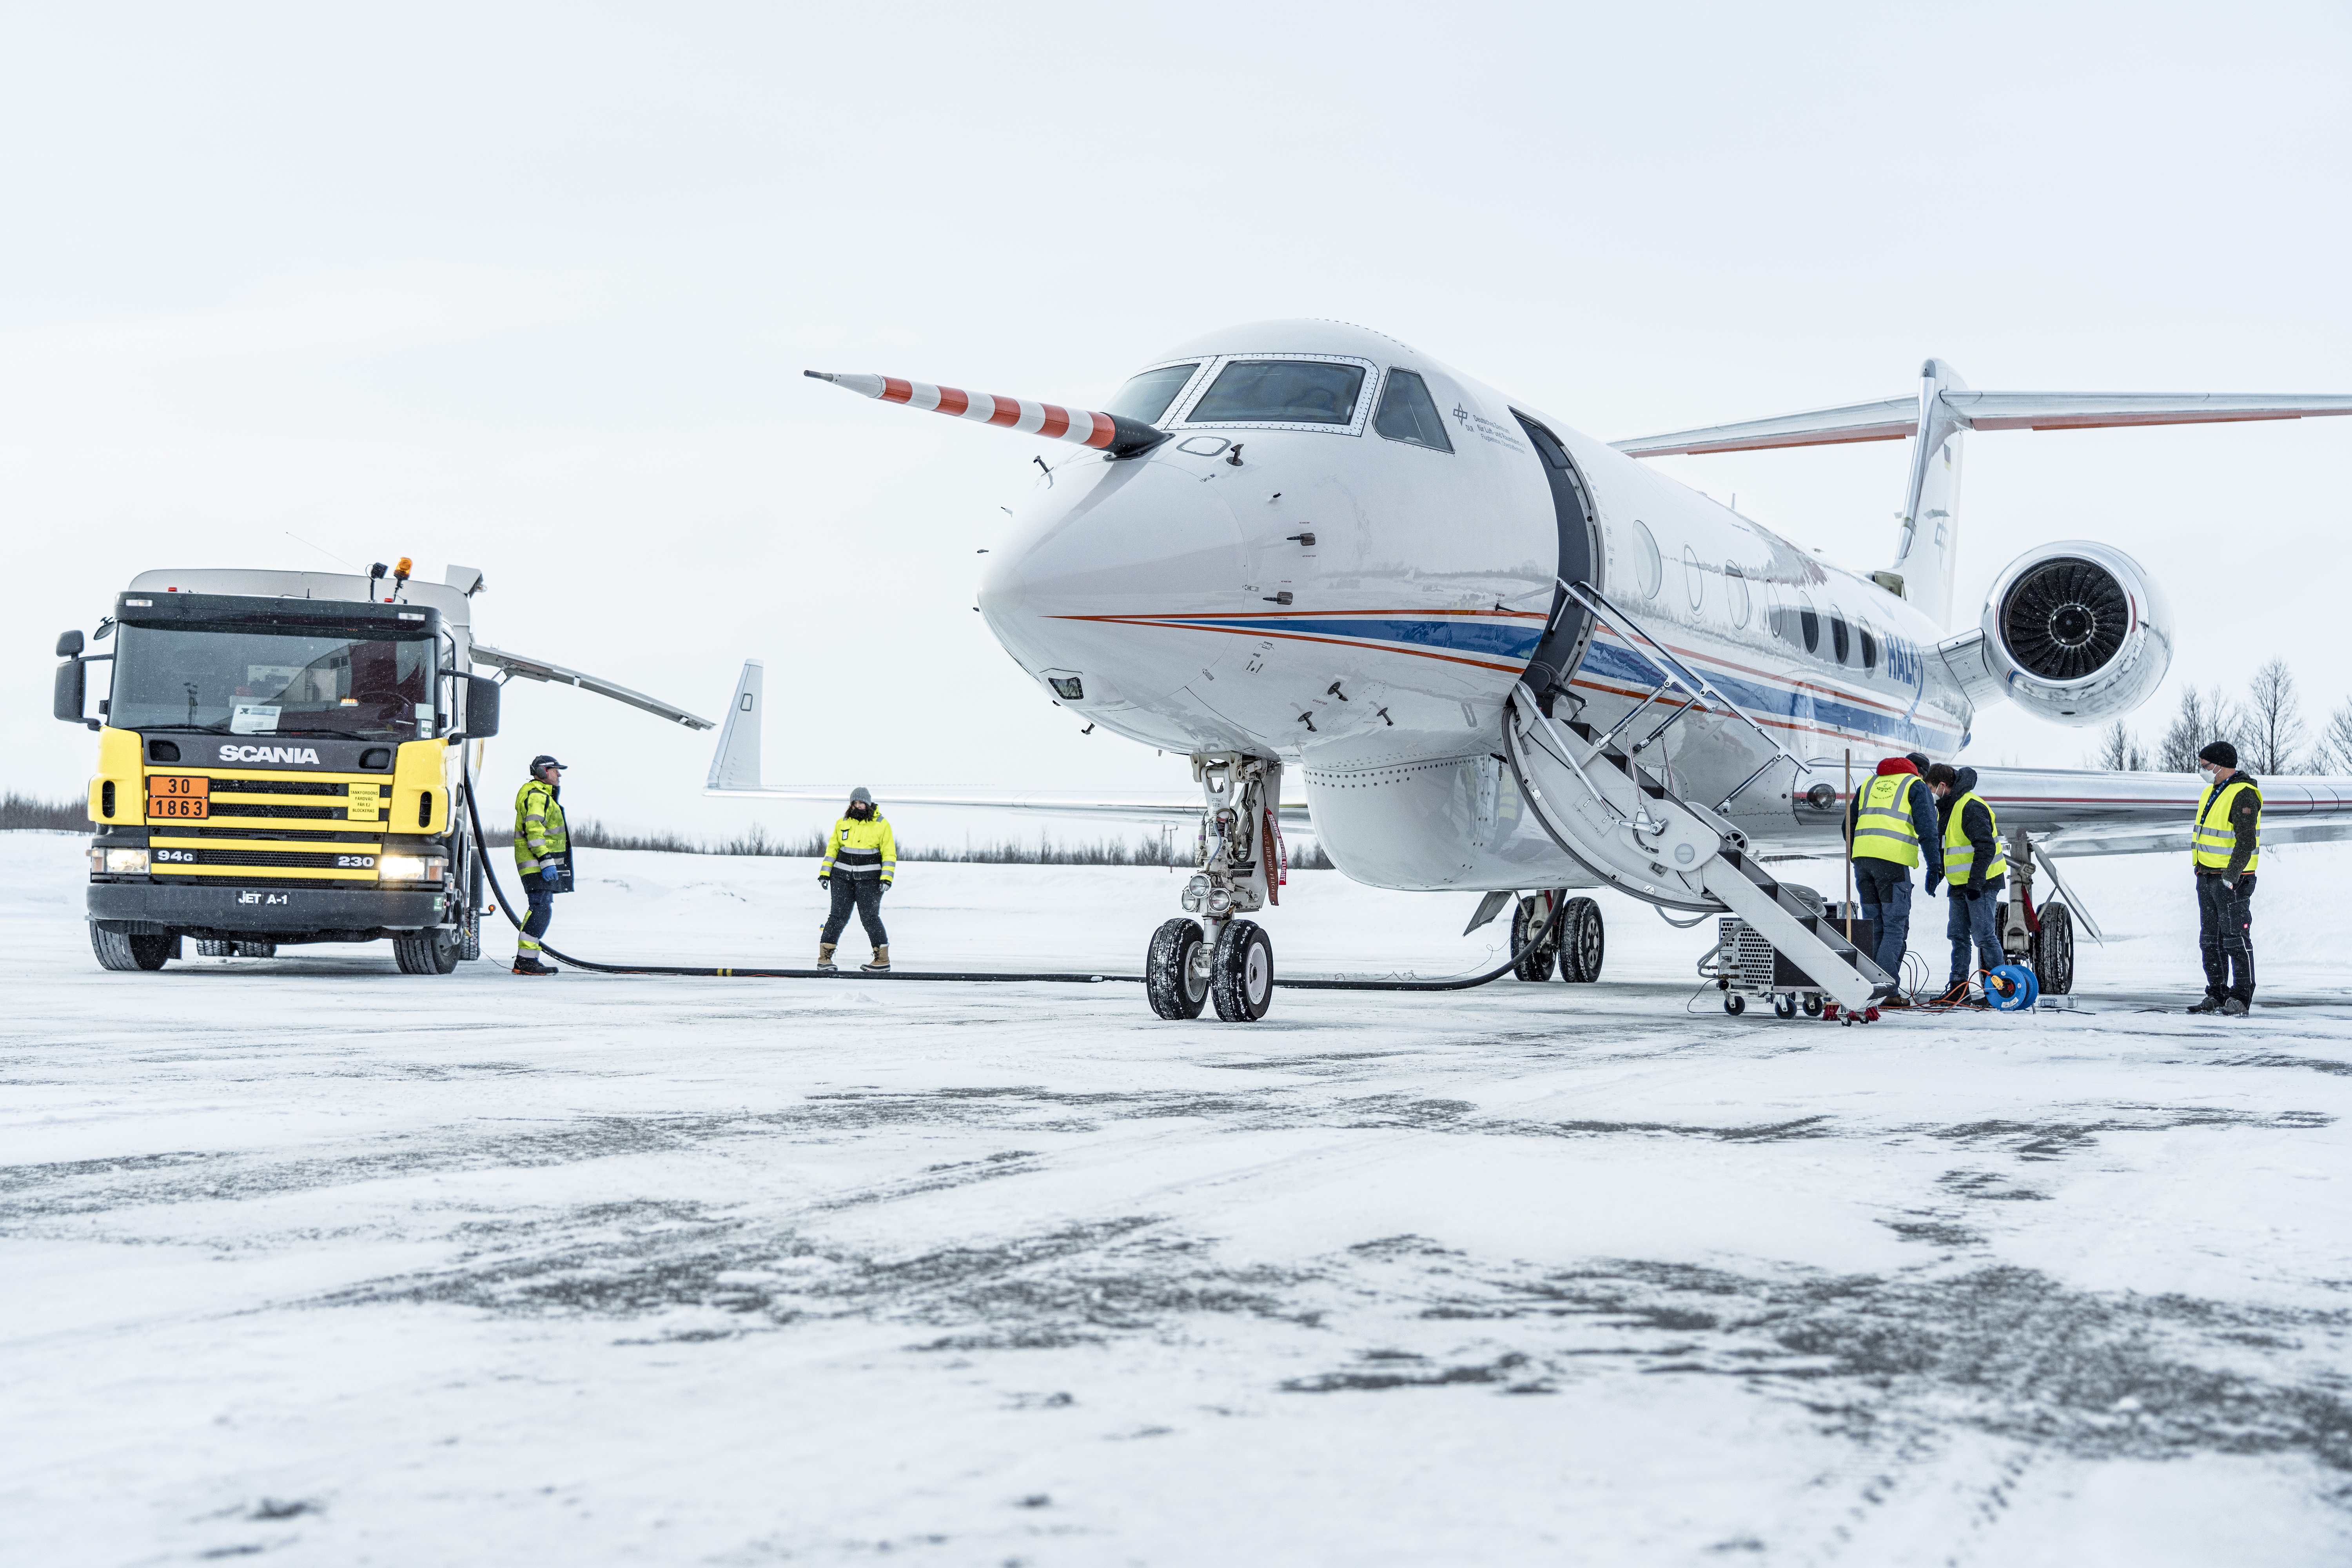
2196;873;2256;1002
1853;858;1912;981
521;880;554;951
1945;876;2004;987
822;877;888;947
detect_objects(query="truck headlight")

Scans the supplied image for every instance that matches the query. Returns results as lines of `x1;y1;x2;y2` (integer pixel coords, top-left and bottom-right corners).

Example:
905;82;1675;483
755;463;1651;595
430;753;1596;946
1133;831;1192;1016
378;855;446;882
98;848;150;874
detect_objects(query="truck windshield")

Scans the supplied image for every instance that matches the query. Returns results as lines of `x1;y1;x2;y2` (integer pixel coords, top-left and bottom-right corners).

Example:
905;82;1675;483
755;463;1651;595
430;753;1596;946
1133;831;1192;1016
112;622;438;739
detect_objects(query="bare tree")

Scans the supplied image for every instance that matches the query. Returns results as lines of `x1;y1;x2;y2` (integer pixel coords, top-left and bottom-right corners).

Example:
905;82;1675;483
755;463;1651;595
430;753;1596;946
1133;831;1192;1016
2091;719;2145;771
2157;684;2242;773
2242;657;2307;774
2315;697;2352;775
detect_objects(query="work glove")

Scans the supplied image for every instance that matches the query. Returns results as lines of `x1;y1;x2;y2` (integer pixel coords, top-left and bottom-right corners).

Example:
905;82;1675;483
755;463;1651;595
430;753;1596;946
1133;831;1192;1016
818;876;829;889
2217;875;2239;894
1924;872;1942;897
1962;884;1982;902
879;881;891;894
541;865;565;889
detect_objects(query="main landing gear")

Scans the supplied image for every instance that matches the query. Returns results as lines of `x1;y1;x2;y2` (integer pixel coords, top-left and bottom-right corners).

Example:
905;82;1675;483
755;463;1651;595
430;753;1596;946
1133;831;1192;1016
1145;753;1284;1022
1509;891;1605;984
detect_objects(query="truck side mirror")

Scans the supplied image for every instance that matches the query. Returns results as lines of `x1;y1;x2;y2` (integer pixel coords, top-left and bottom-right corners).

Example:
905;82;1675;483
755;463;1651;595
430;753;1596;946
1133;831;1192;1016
54;660;88;726
449;673;501;740
56;630;84;657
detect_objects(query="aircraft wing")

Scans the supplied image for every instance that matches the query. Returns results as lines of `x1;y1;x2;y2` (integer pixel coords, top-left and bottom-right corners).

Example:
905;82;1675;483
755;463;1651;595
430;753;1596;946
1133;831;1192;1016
701;659;1307;823
470;642;715;730
1964;766;2352;858
1613;390;2352;457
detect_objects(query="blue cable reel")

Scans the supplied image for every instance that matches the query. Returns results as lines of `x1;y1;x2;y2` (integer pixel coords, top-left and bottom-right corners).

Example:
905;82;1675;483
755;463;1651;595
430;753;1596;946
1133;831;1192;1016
1984;964;2040;1012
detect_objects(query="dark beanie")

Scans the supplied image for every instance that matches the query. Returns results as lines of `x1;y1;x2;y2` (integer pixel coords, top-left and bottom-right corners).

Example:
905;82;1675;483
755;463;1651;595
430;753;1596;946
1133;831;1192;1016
2198;740;2238;768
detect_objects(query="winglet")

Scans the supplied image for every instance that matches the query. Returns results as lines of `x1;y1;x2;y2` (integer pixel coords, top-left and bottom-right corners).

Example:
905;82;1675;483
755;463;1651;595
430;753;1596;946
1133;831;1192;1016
706;659;765;792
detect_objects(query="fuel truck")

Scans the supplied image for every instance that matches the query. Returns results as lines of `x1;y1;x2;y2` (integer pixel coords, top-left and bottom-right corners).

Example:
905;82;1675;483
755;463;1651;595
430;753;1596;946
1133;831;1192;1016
53;563;711;973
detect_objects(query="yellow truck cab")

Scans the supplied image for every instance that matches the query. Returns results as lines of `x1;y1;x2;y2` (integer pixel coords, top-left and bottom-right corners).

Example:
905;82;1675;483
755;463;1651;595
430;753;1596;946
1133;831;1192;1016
54;563;710;974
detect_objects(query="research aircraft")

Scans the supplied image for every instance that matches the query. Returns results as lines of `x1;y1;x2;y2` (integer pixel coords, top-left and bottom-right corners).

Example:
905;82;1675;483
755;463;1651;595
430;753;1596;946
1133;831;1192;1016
708;320;2352;1020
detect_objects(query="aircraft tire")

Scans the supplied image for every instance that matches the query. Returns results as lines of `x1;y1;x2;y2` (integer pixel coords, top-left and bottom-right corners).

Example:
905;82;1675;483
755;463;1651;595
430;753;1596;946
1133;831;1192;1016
1145;918;1210;1019
1559;897;1605;982
2032;903;2074;996
1510;898;1556;982
1210;919;1274;1022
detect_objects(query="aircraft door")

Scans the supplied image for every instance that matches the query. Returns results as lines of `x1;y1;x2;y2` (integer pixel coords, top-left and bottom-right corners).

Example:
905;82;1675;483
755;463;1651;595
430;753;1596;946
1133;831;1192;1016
1511;413;1601;715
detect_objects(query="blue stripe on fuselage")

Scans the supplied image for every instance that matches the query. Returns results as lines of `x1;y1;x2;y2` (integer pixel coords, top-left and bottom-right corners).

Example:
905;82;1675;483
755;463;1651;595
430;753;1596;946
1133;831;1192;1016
1159;616;1544;661
1578;639;1957;749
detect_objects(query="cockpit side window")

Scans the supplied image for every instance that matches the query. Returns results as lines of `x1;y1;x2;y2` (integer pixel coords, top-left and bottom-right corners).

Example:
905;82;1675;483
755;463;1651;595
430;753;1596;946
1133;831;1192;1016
1104;363;1199;425
1187;360;1365;425
1372;369;1453;452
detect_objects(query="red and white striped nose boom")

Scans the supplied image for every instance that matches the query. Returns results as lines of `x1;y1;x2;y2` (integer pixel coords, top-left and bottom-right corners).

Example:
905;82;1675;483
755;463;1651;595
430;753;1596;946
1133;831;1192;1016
804;370;1167;457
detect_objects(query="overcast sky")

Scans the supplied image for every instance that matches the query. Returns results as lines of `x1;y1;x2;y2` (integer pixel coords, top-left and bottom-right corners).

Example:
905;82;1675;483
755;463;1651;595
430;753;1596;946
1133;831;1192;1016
7;3;2349;843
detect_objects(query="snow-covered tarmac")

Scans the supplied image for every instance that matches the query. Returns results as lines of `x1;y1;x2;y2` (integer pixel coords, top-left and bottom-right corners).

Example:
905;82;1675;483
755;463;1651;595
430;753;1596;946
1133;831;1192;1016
6;832;2351;1566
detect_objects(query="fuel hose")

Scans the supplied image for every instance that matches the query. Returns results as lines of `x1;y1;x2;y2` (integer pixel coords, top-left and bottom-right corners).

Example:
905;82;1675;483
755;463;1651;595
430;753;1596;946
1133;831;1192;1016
458;748;1569;991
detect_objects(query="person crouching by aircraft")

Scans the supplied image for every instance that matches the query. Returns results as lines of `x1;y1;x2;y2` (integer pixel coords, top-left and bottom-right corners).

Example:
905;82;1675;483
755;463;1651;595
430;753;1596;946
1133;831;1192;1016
2189;741;2261;1016
1843;754;1944;1004
512;754;570;976
818;786;895;973
1926;764;2004;1005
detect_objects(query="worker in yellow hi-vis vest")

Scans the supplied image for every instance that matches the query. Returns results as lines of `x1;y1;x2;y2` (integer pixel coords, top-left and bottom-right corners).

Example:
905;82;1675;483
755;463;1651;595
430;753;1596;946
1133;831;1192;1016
1926;763;2005;1004
1841;755;1945;1003
512;755;569;976
2188;741;2261;1016
818;787;896;973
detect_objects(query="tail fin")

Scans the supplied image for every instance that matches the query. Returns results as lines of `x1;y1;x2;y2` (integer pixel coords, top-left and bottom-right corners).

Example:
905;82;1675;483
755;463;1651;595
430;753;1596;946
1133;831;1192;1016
706;659;764;791
1891;358;1967;630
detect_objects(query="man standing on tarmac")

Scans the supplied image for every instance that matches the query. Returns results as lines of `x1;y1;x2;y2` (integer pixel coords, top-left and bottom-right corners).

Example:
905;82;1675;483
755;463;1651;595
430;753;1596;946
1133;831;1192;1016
512;755;569;976
1843;754;1944;1004
1926;763;2004;1005
2189;740;2261;1016
818;786;895;973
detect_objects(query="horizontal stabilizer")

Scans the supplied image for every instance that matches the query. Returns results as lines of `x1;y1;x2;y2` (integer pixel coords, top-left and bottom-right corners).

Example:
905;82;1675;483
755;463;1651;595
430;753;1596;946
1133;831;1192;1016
1614;388;2352;458
471;643;715;729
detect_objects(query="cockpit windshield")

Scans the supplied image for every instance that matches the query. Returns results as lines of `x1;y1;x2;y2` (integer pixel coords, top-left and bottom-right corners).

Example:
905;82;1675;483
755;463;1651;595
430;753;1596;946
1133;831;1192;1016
1103;363;1199;425
113;617;438;739
1186;360;1365;426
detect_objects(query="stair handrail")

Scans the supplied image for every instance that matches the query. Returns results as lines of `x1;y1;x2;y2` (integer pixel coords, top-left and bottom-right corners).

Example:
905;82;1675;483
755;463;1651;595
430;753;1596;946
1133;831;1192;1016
1556;578;1804;803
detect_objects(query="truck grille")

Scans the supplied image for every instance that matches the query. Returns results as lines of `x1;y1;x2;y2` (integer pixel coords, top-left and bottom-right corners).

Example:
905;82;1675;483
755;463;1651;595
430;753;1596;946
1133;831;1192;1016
155;848;380;870
209;777;350;796
169;826;384;843
197;802;353;821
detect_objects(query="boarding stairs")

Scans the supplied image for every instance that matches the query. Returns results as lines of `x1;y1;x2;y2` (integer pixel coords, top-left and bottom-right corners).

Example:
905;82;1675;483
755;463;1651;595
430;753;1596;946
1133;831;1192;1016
1502;582;1895;1013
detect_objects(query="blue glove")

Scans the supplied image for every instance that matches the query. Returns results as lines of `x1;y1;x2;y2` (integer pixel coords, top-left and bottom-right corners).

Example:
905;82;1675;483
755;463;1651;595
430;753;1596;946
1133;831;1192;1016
541;866;564;890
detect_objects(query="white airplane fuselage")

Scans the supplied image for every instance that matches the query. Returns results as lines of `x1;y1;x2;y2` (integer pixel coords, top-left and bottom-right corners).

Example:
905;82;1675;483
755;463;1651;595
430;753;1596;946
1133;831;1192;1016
980;319;1961;894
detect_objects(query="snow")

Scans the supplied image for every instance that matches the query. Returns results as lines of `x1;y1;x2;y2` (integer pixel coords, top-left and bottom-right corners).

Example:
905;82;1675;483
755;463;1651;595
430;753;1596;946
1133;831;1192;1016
5;831;2352;1565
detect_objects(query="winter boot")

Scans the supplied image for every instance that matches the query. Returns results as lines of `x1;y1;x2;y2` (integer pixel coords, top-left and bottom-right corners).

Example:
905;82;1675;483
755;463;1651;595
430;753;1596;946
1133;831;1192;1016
816;943;838;972
512;955;558;976
2186;994;2226;1015
861;944;891;973
2221;996;2250;1017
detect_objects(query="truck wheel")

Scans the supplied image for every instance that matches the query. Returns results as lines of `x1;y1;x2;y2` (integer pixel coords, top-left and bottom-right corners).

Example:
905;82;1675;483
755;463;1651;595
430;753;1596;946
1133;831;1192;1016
196;939;237;958
235;941;277;958
92;924;172;972
393;930;461;975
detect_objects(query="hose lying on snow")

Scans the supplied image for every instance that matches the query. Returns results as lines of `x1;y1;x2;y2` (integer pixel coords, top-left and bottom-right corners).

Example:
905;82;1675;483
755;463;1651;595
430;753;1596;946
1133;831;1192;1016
459;749;1568;991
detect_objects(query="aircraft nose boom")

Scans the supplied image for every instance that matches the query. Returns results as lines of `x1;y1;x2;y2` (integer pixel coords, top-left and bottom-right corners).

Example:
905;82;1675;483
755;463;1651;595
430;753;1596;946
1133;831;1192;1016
804;369;1165;456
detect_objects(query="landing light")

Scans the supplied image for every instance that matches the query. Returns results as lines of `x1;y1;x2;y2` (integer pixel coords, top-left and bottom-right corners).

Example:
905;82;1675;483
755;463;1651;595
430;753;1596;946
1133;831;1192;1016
1181;874;1209;913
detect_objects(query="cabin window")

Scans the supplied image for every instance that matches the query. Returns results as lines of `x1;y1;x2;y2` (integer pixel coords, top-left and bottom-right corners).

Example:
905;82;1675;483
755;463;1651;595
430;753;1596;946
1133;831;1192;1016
1725;565;1751;628
1187;359;1365;425
1829;609;1851;664
1372;369;1453;452
1682;546;1704;610
1860;624;1878;671
1104;363;1199;425
1631;522;1662;598
1794;591;1819;653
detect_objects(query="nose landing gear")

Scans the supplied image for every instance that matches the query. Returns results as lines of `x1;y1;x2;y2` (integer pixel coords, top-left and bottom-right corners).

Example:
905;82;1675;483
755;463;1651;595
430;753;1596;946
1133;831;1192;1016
1147;753;1284;1022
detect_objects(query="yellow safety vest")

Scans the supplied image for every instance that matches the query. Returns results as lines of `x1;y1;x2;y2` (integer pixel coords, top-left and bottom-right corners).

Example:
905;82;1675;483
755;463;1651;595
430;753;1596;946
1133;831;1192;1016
1942;790;2008;881
1851;773;1922;867
2193;778;2260;873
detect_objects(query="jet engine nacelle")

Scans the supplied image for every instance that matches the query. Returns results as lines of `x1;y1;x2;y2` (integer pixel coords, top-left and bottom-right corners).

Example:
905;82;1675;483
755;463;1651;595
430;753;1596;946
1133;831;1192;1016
1939;540;2172;728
